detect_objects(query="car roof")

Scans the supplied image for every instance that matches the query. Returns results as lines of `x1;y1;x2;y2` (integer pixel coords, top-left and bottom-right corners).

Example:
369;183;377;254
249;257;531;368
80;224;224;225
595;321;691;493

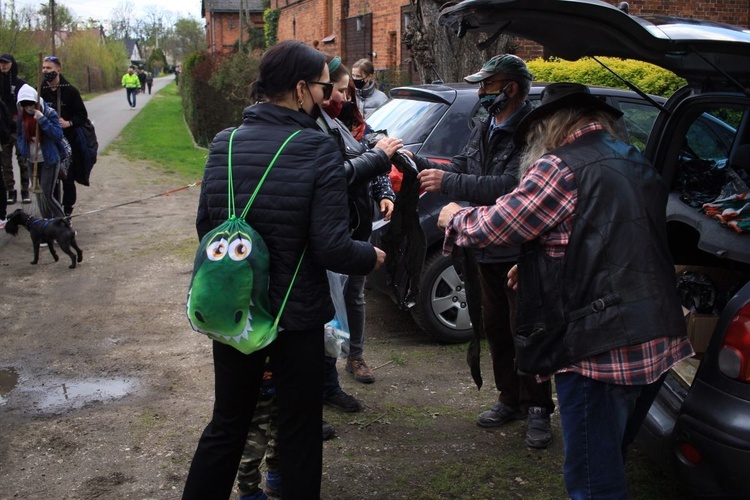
438;0;750;86
388;81;663;102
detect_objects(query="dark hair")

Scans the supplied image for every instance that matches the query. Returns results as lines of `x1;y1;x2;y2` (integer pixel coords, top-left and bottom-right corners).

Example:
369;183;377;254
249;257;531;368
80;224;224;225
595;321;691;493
326;55;350;84
250;40;327;102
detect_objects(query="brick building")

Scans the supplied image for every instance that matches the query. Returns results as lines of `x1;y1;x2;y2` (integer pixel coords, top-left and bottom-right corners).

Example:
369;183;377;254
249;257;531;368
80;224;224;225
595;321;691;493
202;0;266;57
211;1;750;82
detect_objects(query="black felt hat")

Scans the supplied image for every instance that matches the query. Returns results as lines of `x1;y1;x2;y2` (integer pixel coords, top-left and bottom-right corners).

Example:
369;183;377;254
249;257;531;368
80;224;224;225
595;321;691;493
515;82;623;145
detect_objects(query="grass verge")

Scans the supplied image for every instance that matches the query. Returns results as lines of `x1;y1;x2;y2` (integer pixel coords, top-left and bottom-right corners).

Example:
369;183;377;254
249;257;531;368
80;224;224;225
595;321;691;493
107;83;208;181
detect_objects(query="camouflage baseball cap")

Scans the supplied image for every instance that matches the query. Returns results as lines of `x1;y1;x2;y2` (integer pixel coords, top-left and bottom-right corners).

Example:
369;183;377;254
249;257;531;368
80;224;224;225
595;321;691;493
464;54;533;83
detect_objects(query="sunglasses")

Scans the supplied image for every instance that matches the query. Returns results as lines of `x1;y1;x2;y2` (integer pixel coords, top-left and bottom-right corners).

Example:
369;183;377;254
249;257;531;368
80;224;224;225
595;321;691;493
479;78;512;90
308;81;333;100
44;55;60;64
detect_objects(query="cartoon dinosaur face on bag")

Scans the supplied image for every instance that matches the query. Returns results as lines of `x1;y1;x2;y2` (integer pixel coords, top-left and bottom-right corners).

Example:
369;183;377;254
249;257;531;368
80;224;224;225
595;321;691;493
186;218;276;353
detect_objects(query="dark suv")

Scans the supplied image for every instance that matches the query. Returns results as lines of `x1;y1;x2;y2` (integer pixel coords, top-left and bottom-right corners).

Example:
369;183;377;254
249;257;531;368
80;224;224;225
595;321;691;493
368;82;735;344
437;0;750;497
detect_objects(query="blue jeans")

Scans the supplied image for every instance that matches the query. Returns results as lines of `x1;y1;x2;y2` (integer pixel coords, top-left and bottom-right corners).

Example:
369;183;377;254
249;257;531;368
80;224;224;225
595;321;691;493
126;88;137;107
555;372;665;500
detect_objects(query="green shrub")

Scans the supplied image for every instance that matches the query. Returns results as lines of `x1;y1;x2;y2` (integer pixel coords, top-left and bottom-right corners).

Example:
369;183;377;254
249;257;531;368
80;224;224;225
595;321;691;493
181;51;260;148
526;57;685;98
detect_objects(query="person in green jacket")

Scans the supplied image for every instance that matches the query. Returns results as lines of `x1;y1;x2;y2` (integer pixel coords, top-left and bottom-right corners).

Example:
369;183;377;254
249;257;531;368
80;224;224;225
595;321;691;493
121;66;140;109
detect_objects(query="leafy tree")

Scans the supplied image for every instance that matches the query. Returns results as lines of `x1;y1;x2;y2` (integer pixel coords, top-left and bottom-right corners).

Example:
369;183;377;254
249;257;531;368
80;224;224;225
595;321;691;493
162;17;205;64
109;1;136;40
38;2;75;31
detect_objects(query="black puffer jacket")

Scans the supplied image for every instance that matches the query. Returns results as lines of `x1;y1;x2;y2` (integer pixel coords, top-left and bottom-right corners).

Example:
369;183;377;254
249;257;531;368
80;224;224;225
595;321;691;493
0;54;26;128
196;103;377;331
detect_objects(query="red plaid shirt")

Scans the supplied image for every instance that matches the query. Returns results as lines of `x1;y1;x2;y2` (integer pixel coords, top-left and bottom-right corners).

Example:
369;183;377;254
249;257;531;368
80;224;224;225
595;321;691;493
444;123;694;385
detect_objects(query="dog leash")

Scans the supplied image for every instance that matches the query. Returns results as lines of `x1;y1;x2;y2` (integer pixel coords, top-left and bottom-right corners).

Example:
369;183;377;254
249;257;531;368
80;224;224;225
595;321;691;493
67;181;202;219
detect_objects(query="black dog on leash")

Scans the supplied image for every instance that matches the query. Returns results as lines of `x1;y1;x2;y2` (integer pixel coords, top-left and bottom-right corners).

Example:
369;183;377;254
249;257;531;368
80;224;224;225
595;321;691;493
4;209;83;269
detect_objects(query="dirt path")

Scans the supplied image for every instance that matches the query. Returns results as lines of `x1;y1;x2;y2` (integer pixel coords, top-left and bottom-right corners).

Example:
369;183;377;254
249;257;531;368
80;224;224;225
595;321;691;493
0;152;684;499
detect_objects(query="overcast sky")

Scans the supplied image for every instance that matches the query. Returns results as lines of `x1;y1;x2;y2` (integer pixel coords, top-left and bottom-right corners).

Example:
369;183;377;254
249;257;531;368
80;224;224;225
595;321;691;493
14;0;202;23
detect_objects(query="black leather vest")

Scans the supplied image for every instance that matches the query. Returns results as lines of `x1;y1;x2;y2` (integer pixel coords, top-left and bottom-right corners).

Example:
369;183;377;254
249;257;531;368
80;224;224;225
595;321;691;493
514;131;687;376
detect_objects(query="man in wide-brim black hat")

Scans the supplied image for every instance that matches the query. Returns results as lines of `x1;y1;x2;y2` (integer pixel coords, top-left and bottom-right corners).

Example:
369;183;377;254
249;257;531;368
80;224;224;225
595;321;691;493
437;82;693;499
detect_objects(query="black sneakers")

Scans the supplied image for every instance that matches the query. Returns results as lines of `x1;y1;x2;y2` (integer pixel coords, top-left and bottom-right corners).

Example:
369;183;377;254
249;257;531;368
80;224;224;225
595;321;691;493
477;401;525;428
525;406;552;449
323;389;362;412
7;189;16;205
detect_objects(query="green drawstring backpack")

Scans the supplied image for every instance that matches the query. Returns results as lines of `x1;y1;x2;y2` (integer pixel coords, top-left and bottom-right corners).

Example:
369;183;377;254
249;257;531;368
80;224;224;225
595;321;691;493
186;129;304;354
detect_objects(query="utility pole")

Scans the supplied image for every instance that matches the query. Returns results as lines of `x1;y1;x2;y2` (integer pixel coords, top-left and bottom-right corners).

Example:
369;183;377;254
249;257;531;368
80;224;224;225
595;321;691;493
238;0;243;53
51;0;57;55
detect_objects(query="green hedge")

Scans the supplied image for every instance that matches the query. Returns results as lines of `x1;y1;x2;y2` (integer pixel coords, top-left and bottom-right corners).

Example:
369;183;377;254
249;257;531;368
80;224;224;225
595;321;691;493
181;51;261;148
526;57;685;98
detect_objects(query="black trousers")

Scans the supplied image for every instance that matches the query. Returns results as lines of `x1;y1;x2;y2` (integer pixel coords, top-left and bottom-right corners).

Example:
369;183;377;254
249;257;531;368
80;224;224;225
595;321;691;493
478;262;554;414
182;327;324;499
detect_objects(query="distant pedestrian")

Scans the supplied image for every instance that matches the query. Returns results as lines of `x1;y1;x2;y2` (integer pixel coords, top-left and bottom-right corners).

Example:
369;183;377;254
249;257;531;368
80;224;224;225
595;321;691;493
122;67;140;109
146;72;153;94
137;68;147;94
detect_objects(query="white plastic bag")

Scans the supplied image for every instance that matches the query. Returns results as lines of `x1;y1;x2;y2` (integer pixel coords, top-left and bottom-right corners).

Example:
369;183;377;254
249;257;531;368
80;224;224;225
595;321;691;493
324;271;350;358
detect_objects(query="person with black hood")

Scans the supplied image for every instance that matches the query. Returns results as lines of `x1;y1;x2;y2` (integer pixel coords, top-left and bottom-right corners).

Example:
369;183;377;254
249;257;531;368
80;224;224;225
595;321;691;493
0;53;29;205
183;40;385;499
40;55;90;217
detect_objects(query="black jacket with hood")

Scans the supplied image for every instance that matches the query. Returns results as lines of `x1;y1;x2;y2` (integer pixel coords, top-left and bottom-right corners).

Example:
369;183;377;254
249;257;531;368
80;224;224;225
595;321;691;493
196;103;377;332
0;54;27;129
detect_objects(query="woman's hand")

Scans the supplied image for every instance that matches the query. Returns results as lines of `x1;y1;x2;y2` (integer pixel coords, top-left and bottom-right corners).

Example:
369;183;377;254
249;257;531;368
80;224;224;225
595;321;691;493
437;202;463;230
380;199;394;221
374;137;403;159
33;109;43;120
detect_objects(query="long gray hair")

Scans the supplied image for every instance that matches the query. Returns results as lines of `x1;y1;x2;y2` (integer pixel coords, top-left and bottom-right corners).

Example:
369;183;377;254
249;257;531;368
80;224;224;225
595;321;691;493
518;108;625;177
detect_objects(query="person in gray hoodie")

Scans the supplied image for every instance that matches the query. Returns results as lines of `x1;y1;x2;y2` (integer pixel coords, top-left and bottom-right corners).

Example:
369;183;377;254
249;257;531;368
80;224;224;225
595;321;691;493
0;53;29;205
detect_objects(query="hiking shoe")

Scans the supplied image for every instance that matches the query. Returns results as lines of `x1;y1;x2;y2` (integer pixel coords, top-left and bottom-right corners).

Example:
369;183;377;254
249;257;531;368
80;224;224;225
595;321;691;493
525;406;552;449
477;401;524;428
21;191;31;203
323;389;362;412
322;420;336;441
346;357;375;383
262;471;281;497
7;190;16;205
239;490;267;500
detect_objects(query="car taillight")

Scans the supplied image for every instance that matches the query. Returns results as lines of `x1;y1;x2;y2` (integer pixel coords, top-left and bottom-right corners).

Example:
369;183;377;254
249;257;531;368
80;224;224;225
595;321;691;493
718;302;750;382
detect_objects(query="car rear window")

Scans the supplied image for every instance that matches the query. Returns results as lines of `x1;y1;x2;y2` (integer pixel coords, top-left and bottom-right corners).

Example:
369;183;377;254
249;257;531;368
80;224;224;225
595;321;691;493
367;98;449;146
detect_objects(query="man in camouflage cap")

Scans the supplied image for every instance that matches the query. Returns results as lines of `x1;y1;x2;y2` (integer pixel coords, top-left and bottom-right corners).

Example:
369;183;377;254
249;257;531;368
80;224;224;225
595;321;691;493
411;54;554;449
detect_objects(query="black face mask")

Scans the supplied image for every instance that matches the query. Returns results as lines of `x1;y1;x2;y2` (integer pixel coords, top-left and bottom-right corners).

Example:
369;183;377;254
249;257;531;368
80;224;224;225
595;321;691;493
480;82;512;115
299;102;322;121
43;71;58;82
337;101;356;124
353;78;366;90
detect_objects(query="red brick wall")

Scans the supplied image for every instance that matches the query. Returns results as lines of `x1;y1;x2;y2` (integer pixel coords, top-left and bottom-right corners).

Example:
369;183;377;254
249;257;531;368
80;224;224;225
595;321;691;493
270;0;409;72
206;11;265;56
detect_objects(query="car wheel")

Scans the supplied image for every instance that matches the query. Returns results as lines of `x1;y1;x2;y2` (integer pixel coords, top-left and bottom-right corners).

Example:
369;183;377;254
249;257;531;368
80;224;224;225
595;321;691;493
411;251;473;344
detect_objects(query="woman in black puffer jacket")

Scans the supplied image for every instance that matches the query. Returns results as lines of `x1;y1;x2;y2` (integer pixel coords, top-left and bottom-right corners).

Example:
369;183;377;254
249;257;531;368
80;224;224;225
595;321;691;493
184;41;385;500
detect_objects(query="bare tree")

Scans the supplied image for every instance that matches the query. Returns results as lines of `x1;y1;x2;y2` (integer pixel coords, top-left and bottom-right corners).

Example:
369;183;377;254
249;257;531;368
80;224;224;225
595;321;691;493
109;1;136;40
403;0;516;83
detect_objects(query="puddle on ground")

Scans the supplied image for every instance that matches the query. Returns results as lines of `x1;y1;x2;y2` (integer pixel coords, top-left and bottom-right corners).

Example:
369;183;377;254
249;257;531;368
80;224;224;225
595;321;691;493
0;367;137;413
0;367;19;405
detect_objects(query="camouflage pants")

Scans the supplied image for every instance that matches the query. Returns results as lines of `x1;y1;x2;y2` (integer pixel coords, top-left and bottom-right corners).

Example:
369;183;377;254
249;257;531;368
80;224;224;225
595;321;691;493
236;393;279;496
